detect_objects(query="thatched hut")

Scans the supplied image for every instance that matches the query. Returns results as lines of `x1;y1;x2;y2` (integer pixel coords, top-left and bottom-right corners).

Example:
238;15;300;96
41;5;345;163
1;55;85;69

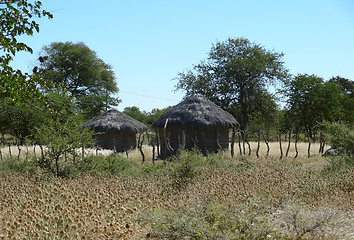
83;108;148;152
152;94;238;157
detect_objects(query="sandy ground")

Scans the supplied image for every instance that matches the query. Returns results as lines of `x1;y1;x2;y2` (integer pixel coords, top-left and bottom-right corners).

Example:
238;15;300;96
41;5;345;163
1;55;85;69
0;141;330;161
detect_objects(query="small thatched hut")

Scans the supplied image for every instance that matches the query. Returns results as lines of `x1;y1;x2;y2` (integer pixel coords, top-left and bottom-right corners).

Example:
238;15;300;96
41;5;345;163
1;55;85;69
152;94;238;157
83;108;148;152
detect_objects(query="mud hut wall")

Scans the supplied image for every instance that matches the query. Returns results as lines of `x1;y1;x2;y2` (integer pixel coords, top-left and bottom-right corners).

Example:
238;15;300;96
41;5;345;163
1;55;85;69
95;130;137;152
187;126;230;153
157;126;230;156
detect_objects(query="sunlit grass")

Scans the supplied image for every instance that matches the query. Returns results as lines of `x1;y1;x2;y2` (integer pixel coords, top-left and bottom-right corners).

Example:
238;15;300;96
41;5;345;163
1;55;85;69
0;144;352;239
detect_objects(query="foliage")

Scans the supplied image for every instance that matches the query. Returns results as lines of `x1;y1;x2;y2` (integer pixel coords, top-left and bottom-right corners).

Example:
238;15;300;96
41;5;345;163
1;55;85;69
77;154;143;177
322;122;354;172
38;41;120;120
284;74;343;139
137;201;276;240
323;122;353;157
0;0;53;103
175;37;289;133
123;105;171;126
32;91;94;177
0;100;43;142
123;106;147;124
168;150;201;190
329;76;354;124
247;92;279;139
0;155;38;174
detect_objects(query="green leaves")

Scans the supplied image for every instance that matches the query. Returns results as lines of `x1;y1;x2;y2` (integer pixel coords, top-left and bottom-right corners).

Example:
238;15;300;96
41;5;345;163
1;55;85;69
38;41;120;119
284;74;344;133
175;37;289;132
1;0;53;103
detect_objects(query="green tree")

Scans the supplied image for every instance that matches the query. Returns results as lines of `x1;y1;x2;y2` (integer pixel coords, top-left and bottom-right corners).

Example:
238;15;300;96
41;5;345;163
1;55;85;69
123;106;147;124
123;106;171;126
0;100;44;144
329;76;354;124
146;107;171;125
0;0;52;103
38;41;120;119
175;37;289;134
33;90;94;177
284;74;343;139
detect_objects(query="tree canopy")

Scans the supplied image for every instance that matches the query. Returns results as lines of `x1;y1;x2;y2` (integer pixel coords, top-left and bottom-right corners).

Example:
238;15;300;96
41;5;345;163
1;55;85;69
284;74;343;138
0;0;52;103
175;37;289;133
38;41;120;119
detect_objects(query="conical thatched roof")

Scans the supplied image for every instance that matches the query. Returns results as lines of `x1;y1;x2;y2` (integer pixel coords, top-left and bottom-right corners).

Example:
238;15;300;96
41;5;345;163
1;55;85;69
83;108;148;133
152;94;238;128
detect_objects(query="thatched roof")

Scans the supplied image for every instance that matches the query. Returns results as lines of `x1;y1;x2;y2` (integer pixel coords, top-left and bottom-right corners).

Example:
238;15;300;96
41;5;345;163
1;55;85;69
83;108;148;133
152;94;238;128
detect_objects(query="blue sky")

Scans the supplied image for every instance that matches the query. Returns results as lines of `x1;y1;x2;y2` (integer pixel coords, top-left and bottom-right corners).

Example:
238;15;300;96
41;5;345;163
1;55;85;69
11;0;354;112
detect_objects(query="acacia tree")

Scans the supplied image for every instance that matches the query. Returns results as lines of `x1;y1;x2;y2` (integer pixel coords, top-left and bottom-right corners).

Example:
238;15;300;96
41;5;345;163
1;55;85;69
38;41;120;119
285;74;342;135
0;0;52;103
284;74;343;156
329;76;354;124
175;38;289;134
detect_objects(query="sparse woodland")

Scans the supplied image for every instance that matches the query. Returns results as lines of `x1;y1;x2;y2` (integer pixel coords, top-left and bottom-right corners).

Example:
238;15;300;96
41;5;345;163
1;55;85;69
1;1;353;239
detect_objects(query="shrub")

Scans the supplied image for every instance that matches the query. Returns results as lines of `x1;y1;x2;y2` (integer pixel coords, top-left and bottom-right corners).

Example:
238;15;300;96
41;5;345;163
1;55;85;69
323;122;354;172
33;115;94;177
324;122;353;157
77;154;142;177
280;202;339;239
0;155;38;174
168;150;202;190
136;201;276;239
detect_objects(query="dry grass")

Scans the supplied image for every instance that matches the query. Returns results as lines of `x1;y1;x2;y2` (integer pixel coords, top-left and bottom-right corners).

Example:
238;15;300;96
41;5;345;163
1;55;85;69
0;141;329;162
0;143;353;239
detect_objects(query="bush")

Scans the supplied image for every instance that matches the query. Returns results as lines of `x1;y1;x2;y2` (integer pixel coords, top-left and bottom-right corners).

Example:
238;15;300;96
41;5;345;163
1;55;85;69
77;154;142;177
168;150;202;190
33;115;94;177
324;122;353;157
137;201;276;239
0;155;38;174
323;122;354;172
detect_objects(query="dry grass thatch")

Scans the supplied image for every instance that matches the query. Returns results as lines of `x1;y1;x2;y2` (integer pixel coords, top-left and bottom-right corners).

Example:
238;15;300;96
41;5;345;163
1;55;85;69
83;108;148;133
152;94;238;128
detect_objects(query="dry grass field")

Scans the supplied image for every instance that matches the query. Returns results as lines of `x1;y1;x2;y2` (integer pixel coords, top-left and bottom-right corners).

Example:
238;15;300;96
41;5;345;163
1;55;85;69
0;143;353;239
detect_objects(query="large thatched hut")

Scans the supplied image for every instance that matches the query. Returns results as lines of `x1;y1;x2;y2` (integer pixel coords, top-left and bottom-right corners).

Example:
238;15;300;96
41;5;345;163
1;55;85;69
83;108;148;152
152;94;238;157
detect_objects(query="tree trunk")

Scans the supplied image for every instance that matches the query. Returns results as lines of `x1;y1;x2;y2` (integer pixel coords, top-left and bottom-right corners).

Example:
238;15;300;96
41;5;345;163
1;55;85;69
138;134;145;164
246;139;251;156
242;130;246;155
294;132;299;159
261;130;270;157
307;134;311;158
279;133;283;160
319;130;325;154
231;127;235;158
155;129;160;157
256;129;261;158
285;129;292;158
238;131;242;155
17;139;21;160
152;145;155;163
